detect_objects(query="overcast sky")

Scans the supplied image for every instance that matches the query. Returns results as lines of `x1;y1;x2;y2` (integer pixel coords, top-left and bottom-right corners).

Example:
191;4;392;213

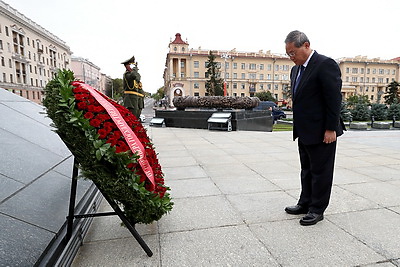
4;0;400;93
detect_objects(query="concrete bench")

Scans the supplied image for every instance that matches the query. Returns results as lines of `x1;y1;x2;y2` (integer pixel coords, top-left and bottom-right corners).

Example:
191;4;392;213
372;122;391;129
349;122;368;130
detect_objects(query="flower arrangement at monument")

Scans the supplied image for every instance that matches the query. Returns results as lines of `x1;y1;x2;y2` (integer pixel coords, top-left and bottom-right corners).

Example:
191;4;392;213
43;69;173;224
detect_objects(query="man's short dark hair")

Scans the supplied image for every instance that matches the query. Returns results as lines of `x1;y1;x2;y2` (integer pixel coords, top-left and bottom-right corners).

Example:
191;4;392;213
285;30;310;48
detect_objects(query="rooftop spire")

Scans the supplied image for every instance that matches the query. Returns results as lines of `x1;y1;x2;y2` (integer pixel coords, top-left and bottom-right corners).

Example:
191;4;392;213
171;33;187;44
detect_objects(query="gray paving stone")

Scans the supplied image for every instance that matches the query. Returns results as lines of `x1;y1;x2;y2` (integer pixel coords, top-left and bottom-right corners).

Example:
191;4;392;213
250;220;385;267
162;165;208;180
167;177;221;199
329;209;400;259
72;234;160;266
160;225;279;267
158;195;242;234
351;165;400;181
341;182;400;207
227;191;297;223
327;185;381;214
212;174;281;194
333;168;378;184
158;155;198;168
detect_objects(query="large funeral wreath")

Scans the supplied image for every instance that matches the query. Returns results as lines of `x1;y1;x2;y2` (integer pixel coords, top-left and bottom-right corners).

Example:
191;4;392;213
43;69;173;224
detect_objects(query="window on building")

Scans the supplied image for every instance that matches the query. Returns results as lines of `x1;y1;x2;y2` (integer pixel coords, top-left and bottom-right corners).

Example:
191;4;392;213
260;64;264;70
233;83;237;89
367;68;370;74
10;74;13;83
241;93;245;97
241;73;245;79
260;84;264;90
259;74;264;80
194;72;199;78
225;62;229;69
233;62;237;69
241;83;245;89
205;72;209;78
233;73;237;79
267;64;272;71
352;77;357;82
267;74;271;80
225;73;229;79
194;92;199;96
1;56;4;66
249;63;256;70
352;68;358;74
267;84;271;90
360;68;364;74
241;63;245;69
180;61;185;68
194;83;199;88
194;61;199;68
274;84;279;90
0;40;3;50
8;59;12;68
249;73;256;79
346;68;349;73
274;74;279;80
5;26;9;36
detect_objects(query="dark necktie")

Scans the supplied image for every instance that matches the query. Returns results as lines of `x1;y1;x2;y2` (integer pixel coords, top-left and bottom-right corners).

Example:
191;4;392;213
293;65;305;94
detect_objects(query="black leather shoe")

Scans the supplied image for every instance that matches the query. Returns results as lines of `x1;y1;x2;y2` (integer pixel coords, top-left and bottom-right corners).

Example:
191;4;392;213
299;212;324;226
285;205;308;215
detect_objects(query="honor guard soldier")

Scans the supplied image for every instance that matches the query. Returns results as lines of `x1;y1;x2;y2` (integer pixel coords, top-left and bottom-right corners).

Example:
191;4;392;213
122;55;145;119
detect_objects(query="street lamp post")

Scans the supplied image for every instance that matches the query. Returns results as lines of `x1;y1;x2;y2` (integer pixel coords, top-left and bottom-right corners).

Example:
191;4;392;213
221;53;231;96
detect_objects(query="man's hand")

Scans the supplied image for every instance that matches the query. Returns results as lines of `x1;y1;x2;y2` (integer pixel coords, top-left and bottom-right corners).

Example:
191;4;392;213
323;130;336;144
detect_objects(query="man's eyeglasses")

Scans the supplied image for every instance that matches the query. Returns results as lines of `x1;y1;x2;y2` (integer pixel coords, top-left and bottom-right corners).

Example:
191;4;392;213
287;51;296;57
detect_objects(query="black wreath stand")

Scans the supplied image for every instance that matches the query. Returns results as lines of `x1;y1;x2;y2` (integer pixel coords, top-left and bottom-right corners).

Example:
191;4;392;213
65;158;153;257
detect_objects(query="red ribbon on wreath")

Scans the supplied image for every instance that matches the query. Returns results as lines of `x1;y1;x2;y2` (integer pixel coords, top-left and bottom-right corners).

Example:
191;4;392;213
71;81;155;191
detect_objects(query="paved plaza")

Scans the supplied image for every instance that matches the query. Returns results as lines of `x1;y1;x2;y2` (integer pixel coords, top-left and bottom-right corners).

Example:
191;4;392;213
72;128;400;267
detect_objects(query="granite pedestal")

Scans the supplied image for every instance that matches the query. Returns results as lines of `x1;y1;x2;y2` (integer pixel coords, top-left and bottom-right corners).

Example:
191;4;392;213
155;109;273;132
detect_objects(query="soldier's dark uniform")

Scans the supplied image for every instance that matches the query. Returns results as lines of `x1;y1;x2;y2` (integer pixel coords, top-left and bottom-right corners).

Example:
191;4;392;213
122;56;145;119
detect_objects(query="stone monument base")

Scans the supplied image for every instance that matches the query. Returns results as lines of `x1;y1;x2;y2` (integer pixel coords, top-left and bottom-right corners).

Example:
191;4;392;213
155;109;273;132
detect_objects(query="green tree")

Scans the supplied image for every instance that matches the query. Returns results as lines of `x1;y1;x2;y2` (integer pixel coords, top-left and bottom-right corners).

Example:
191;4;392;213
370;103;388;121
384;81;400;105
388;103;400;120
346;95;370;109
340;102;352;121
255;91;276;101
205;51;224;96
112;78;123;97
151;86;165;101
351;103;370;121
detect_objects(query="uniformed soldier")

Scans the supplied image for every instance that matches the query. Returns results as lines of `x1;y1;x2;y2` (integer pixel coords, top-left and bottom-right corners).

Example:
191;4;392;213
121;55;145;119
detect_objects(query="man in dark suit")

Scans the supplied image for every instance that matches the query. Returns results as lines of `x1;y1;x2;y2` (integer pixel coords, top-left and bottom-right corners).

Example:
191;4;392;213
284;30;345;226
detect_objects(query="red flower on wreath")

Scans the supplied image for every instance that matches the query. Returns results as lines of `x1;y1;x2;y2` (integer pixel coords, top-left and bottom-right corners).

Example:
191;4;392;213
71;81;167;197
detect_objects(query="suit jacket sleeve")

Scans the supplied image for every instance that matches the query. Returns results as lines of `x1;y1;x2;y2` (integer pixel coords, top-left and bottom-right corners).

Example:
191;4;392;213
319;58;342;131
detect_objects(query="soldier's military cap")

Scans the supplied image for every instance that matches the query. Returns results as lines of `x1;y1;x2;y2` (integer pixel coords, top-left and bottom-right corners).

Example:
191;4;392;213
121;55;135;65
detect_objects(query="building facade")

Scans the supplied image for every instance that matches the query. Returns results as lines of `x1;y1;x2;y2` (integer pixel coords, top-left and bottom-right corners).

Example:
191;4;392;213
164;33;294;107
0;0;72;104
164;33;400;107
70;56;102;90
337;56;399;102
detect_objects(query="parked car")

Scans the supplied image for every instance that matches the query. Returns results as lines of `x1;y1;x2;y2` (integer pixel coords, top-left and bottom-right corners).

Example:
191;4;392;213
272;107;286;120
253;101;286;121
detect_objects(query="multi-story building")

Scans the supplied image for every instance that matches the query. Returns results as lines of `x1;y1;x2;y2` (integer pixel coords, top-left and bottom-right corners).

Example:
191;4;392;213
337;56;399;103
71;56;101;90
164;33;400;107
164;33;294;106
0;0;72;104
